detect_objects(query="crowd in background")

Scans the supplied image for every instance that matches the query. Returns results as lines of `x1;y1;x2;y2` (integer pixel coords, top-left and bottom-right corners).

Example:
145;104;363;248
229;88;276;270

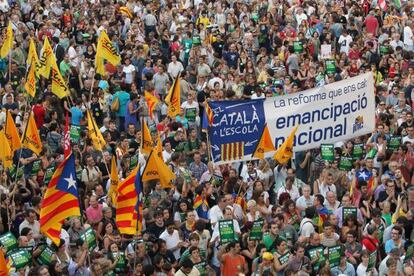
1;0;414;275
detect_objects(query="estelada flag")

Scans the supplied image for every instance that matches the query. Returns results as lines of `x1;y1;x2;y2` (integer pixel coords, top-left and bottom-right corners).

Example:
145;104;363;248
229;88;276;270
4;110;21;153
0;130;13;169
21;112;43;155
108;156;119;205
140;119;153;155
165;75;181;118
36;37;54;79
0;22;13;58
40;154;80;246
119;6;133;18
142;149;175;188
116;165;139;235
273;125;299;165
252;123;275;159
24;63;37;97
96;30;121;66
87;109;106;151
51;60;69;98
144;91;160;120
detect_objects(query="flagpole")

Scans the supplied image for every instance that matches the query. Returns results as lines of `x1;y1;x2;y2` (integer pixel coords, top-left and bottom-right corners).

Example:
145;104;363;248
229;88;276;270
133;150;141;272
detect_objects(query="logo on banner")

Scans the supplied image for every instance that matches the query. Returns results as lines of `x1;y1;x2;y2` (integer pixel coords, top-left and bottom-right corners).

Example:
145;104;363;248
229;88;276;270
353;115;364;133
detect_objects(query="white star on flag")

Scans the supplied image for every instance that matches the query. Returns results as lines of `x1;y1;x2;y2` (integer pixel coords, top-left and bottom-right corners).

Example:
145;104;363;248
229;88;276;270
64;174;77;190
358;171;368;181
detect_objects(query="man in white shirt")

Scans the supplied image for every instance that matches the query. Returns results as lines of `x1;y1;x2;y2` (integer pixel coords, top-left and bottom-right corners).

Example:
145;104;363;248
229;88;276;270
390;33;404;50
277;176;300;201
296;185;314;216
209;196;228;228
167;55;184;79
403;21;414;52
19;209;41;239
160;221;188;260
299;207;316;241
338;29;353;55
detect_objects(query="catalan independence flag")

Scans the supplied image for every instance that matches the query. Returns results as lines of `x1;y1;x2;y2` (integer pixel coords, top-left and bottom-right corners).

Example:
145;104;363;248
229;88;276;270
221;142;245;162
135;167;143;233
40;154;80;246
116;165;139;235
144;91;160;120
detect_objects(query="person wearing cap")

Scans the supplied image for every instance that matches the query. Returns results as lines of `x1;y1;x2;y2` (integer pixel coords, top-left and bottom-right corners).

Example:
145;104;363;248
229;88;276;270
257;251;276;275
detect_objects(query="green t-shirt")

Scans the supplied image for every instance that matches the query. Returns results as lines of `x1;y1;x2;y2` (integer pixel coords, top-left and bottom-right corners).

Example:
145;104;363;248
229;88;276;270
263;233;276;252
59;60;71;78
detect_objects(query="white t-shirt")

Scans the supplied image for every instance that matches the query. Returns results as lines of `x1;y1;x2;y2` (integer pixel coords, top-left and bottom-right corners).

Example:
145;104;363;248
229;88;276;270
338;35;353;55
404;26;413;46
299;218;315;238
123;64;136;84
209;205;223;227
159;229;182;259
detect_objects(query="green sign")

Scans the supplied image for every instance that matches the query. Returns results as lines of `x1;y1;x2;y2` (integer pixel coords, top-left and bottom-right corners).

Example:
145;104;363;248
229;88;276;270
36;245;55;266
379;45;389;55
307;246;325;271
112;252;126;273
293;41;303;53
80;227;97;251
278;252;290;265
31;160;42;175
70;125;81;143
339;155;353;171
328;246;341;268
0;232;17;252
218;219;235;244
130;154;138;168
9;164;24;180
388;136;401;150
367;250;377;272
325;60;336;74
8;248;31;269
366;148;377;159
194;261;207;276
342;207;357;223
192;36;201;46
185;108;197;122
352;143;364;160
321;144;335;161
404;245;414;262
249;219;264;240
44;164;57;185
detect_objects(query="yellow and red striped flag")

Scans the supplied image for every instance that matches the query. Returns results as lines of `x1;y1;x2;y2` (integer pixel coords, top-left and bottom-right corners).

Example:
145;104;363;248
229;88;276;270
21;112;43;155
144;91;160;120
40;154;80;246
221;142;245;162
205;101;214;126
120;6;133;18
116;165;140;235
4;110;21;153
165;76;181;118
0;22;13;58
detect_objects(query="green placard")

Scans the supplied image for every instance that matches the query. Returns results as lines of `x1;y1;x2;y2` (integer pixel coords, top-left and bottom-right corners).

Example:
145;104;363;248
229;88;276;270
8;248;31;269
321;144;335;161
293;41;303;53
379;45;389;55
366;148;377;159
342;207;357;223
219;219;235;244
31;160;42;175
339;155;353;171
404;245;414;263
328;245;341;268
388;136;401;150
185;108;197;122
70;125;81;143
36;245;55;266
80;227;97;251
112;252;126;273
130;154;138;168
9;164;24;180
307;246;325;271
278;252;290;265
366;250;377;272
325;60;336;74
192;36;201;46
194;261;207;276
249;219;264;240
352;143;364;160
0;232;17;252
44;164;57;185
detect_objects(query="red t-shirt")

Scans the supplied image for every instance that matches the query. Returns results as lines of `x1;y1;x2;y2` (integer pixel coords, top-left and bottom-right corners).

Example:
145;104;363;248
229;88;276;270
32;104;46;129
364;16;379;36
221;254;246;276
361;236;379;252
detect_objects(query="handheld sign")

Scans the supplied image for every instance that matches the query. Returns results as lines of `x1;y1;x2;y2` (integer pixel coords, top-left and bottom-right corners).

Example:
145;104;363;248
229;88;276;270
219;219;236;244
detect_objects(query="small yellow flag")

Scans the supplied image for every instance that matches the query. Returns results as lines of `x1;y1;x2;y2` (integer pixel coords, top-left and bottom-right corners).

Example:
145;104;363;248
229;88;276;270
5;110;22;153
273;125;299;165
87;110;106;151
25;64;37;97
165;76;181;118
51;61;69;98
0;130;13;169
0;22;13;58
27;38;39;68
156;132;163;160
140;119;153;155
108;156;119;205
252;123;276;159
21;112;43;155
36;37;55;79
142;150;175;188
96;30;121;67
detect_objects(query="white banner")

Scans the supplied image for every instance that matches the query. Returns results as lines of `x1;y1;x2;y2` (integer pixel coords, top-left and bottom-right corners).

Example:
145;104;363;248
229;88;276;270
264;72;375;152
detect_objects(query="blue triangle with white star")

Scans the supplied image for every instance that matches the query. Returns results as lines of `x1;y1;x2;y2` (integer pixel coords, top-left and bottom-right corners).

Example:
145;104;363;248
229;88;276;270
56;154;79;198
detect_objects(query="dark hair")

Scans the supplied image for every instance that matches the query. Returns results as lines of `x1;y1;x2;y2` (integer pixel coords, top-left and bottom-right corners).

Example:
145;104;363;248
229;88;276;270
305;206;316;219
315;194;325;205
181;258;194;269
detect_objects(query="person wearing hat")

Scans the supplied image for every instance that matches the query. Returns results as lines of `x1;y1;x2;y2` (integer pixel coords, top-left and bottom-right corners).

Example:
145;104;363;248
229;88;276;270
258;252;276;275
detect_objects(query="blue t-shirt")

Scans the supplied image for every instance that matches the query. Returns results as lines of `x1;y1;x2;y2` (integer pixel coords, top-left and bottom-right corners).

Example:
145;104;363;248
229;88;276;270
70;106;83;125
113;91;130;117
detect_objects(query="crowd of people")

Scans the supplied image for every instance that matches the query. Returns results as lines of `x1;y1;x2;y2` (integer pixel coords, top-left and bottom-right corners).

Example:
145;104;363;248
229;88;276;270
1;0;414;275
